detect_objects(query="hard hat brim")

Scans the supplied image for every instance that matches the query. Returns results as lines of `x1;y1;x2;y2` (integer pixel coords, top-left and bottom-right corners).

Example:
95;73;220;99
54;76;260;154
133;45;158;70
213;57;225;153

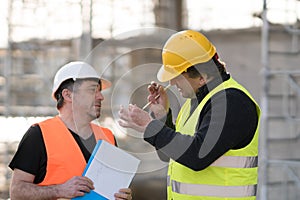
101;78;112;90
52;61;113;100
157;64;182;82
51;77;112;100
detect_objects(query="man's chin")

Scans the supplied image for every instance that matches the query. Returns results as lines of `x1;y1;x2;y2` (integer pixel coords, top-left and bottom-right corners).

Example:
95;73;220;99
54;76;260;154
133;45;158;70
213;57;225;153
93;108;101;119
95;112;101;119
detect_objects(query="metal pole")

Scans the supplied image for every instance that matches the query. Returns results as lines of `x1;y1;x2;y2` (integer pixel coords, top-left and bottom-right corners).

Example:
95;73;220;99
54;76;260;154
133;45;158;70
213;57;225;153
4;0;14;117
259;0;269;199
80;0;92;61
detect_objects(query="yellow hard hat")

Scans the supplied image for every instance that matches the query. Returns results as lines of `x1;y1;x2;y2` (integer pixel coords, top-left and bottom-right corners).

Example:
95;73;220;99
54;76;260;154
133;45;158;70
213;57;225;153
157;30;216;82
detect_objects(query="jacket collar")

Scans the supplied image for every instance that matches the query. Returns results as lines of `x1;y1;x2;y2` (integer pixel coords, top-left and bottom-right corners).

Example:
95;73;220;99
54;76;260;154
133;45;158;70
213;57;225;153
195;72;230;103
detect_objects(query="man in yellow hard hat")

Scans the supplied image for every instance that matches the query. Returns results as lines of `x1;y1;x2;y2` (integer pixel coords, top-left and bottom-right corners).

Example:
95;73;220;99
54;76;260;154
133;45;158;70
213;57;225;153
118;30;260;200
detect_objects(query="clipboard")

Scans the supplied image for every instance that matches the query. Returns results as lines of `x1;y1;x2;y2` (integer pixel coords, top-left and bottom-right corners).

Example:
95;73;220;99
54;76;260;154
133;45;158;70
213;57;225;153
72;140;140;200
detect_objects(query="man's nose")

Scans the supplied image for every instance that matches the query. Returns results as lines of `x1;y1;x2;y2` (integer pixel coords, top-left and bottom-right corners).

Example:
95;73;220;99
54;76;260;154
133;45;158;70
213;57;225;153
95;90;104;100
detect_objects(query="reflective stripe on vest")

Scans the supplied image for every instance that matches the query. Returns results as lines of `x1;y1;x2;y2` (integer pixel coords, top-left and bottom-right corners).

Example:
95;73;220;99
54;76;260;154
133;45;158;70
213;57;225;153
211;155;258;168
38;116;115;186
171;179;257;197
168;77;260;200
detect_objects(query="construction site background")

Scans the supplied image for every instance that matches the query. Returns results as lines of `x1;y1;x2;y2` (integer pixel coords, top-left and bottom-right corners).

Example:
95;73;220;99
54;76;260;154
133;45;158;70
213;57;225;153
0;0;300;199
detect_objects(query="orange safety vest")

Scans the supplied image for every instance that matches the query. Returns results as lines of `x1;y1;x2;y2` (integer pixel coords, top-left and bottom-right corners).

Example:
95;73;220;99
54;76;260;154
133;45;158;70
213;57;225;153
38;116;115;186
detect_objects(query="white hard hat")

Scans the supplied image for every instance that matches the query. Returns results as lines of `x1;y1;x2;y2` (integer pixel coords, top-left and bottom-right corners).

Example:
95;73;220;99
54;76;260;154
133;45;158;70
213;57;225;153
52;61;111;99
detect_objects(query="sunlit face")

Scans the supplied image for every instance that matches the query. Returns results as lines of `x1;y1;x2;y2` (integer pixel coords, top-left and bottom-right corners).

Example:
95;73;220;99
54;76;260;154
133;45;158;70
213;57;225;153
72;79;104;121
169;73;200;99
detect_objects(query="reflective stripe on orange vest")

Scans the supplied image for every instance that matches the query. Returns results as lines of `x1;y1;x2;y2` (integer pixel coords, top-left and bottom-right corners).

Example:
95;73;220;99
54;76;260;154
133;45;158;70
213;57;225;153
38;116;115;186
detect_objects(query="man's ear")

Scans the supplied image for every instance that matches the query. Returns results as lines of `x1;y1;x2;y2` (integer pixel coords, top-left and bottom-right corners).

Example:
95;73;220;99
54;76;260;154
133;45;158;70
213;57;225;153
62;89;72;101
199;73;213;85
199;74;207;85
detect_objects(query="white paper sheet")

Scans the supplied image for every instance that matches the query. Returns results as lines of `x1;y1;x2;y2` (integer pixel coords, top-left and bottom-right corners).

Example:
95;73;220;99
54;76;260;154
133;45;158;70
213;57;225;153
84;140;140;199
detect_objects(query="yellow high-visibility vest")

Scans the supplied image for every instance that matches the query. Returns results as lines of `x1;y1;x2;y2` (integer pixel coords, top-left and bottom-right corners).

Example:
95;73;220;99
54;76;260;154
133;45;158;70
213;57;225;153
167;77;260;200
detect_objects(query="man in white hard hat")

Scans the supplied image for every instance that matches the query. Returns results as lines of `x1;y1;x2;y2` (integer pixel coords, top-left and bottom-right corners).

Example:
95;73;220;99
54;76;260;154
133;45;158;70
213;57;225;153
118;30;260;200
9;61;132;200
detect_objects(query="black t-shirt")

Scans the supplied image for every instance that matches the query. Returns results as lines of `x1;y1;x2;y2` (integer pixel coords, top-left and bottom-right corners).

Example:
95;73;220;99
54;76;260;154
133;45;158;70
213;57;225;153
9;124;114;184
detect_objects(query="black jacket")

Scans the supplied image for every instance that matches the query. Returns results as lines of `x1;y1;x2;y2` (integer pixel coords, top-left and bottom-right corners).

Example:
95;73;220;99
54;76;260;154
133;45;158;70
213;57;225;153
144;73;259;171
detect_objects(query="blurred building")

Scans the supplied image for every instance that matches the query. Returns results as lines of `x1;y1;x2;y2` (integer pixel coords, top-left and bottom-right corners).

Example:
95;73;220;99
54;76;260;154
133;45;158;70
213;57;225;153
0;0;300;199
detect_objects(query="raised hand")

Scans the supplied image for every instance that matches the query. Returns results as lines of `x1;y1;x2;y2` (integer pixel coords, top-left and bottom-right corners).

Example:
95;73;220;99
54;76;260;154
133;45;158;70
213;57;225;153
118;104;153;132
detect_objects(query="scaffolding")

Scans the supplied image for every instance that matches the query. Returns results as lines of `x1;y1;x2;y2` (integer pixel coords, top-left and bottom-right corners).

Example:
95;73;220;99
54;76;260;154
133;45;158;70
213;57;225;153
0;0;84;117
0;0;161;117
0;1;178;198
260;0;300;199
4;0;300;199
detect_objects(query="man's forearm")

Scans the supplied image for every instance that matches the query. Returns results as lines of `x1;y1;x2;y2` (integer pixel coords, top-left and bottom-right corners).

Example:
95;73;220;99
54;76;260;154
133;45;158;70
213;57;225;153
10;181;60;200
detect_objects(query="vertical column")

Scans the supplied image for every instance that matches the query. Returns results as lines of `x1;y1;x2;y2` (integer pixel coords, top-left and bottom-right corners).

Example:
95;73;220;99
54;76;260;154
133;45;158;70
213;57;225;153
80;0;92;61
4;0;14;116
153;0;183;30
